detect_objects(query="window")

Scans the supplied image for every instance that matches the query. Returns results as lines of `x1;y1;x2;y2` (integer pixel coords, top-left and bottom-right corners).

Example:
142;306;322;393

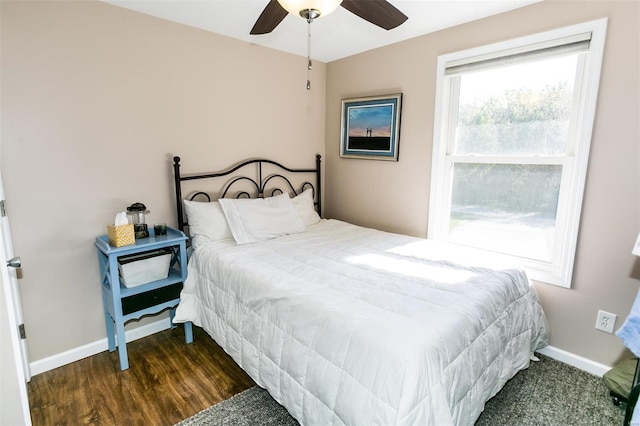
428;19;607;287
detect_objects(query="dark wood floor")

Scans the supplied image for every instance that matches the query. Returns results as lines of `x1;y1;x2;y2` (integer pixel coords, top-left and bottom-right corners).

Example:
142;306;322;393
27;326;255;425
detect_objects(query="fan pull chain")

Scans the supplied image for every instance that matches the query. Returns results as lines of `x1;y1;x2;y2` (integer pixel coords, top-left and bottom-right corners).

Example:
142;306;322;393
306;15;312;90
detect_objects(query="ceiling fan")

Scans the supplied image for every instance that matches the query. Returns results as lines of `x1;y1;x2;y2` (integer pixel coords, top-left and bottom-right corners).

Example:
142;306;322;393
250;0;408;35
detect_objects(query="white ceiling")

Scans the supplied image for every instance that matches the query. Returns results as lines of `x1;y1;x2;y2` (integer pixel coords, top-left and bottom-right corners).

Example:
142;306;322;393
102;0;541;63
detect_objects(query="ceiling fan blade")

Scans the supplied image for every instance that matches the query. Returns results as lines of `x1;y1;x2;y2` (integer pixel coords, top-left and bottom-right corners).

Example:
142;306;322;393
341;0;408;30
250;0;289;35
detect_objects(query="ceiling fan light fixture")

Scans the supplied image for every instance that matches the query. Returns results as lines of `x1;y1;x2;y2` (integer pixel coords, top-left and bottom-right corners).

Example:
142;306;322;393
277;0;342;20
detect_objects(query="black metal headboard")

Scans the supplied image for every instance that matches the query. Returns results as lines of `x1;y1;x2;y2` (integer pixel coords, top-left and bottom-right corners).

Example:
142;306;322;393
173;155;322;232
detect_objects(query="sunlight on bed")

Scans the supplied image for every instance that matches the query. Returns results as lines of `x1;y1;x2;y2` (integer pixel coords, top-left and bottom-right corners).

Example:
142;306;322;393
387;240;521;271
345;253;478;284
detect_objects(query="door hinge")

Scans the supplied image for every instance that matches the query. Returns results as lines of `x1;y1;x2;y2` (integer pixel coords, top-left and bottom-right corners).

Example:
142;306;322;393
0;200;6;217
18;323;26;339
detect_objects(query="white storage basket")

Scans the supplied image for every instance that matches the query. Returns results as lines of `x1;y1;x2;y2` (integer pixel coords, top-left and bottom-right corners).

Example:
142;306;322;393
118;248;171;288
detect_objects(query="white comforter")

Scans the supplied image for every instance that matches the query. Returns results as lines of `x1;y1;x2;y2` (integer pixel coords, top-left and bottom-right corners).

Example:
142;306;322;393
174;219;549;425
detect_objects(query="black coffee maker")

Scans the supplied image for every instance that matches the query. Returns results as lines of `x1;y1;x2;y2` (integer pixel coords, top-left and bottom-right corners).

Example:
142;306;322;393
126;202;150;239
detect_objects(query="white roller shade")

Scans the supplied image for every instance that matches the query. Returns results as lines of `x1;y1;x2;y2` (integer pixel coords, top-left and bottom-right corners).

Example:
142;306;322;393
445;32;591;76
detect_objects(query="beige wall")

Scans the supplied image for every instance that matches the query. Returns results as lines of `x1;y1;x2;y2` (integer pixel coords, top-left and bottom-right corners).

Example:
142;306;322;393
0;1;325;362
325;0;640;366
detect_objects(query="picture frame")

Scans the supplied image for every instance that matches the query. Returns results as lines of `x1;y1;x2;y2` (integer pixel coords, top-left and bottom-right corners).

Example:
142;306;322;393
340;93;402;161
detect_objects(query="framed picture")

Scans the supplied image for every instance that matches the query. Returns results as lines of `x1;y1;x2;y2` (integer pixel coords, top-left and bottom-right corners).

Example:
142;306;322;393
340;93;402;161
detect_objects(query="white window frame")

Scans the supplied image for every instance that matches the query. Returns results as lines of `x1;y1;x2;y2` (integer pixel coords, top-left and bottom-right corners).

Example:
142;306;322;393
428;19;607;288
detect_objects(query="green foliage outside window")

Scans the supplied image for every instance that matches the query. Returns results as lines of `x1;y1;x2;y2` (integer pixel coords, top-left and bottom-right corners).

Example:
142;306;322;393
451;82;571;218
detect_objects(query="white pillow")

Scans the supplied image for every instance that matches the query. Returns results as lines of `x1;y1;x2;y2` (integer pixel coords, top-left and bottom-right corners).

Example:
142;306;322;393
292;188;321;227
219;193;305;245
183;200;233;247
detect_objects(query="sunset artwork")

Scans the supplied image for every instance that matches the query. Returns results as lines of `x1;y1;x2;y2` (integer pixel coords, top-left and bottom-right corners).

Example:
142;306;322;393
340;94;402;161
347;103;393;151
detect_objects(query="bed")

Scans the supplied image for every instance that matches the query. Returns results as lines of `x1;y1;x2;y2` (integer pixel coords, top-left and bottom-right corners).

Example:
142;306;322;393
171;155;549;425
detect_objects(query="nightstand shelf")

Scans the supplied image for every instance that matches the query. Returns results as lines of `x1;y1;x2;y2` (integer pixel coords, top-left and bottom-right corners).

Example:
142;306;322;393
95;226;193;370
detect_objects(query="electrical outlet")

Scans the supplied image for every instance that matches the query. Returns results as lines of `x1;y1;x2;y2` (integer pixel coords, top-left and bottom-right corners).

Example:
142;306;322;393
595;310;617;333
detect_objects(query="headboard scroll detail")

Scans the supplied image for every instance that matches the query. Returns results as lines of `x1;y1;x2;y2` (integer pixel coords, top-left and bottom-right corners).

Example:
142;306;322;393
173;155;322;232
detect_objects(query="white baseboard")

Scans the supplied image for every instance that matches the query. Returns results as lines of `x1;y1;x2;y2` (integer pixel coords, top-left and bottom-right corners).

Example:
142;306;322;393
30;319;171;377
30;323;612;379
537;345;612;377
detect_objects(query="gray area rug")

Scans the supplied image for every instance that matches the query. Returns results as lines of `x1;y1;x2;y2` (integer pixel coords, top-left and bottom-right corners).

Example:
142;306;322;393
176;354;625;426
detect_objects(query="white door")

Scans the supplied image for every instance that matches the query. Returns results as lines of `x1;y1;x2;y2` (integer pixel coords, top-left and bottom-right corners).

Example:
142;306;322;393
0;168;32;425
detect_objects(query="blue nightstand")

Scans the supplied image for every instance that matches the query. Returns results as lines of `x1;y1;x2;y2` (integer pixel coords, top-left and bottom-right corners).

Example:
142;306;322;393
94;226;193;370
